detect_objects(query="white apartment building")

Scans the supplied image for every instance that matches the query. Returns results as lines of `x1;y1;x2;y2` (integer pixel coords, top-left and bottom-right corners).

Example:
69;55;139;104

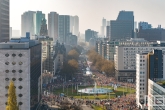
115;42;165;82
136;50;165;109
0;39;42;110
106;38;150;60
136;53;149;109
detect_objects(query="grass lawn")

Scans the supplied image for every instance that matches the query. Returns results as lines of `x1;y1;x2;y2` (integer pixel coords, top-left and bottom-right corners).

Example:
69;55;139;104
92;105;106;110
54;85;135;99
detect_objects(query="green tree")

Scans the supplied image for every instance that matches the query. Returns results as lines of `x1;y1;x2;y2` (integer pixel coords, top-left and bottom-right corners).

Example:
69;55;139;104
68;49;79;60
68;59;78;72
61;59;78;79
6;81;19;110
101;61;115;76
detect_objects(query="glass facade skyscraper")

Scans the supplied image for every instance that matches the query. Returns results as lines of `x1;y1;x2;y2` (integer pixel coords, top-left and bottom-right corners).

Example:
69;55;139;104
58;15;70;43
33;11;45;35
110;11;134;40
0;0;9;42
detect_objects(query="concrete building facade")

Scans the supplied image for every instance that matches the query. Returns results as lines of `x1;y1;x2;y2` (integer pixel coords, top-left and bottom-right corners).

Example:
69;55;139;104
58;15;70;43
21;11;35;37
115;42;165;82
0;33;42;110
136;50;165;109
136;28;165;42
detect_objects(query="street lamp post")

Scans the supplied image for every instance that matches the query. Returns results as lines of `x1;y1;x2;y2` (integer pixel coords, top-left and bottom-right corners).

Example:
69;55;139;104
63;81;64;92
72;83;73;94
77;84;78;95
123;85;124;96
67;85;68;96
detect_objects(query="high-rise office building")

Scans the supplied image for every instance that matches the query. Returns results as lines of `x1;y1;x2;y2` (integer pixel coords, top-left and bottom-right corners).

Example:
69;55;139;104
100;18;106;37
134;22;137;30
106;26;110;40
73;16;79;36
110;11;134;40
85;29;98;42
136;28;165;42
38;37;53;74
138;21;152;30
33;11;45;35
0;0;10;42
70;16;79;36
21;11;45;37
58;15;70;43
48;12;59;42
21;11;35;37
66;33;77;46
0;32;42;110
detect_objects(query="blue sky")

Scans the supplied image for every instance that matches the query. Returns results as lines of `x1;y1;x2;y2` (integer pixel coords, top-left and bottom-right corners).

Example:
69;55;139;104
11;0;165;34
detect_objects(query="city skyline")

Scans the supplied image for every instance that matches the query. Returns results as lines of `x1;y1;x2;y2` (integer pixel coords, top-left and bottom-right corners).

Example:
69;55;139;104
11;0;165;34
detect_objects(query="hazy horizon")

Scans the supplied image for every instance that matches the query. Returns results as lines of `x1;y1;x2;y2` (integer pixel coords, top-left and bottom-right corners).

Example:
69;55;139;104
11;0;165;34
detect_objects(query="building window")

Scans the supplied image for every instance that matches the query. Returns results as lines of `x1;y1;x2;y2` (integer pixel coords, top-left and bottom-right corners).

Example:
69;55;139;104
19;70;22;73
19;62;23;65
5;62;9;65
5;53;9;57
12;53;16;57
5;70;9;73
12;70;16;73
18;86;23;89
18;78;23;81
12;62;16;65
12;78;16;81
5;94;8;97
18;53;22;57
5;78;9;81
19;102;23;105
5;86;9;89
18;94;23;97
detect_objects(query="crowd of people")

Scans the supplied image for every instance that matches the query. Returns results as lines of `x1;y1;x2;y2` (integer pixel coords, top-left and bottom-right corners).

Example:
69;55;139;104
99;94;138;110
94;72;135;89
41;56;139;110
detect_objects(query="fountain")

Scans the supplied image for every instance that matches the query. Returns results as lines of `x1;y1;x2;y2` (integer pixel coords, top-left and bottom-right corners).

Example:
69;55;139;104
78;82;112;94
